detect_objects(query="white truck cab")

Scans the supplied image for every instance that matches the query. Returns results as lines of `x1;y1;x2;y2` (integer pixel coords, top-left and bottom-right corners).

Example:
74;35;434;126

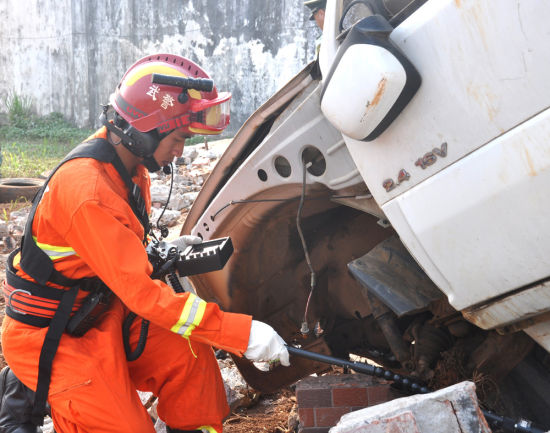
183;0;550;424
320;0;550;350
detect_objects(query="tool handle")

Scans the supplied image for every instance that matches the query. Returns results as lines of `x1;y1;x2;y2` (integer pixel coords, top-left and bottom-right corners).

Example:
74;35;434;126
286;345;429;394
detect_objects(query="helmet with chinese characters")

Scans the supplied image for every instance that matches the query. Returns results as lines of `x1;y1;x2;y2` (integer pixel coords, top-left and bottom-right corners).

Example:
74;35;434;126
111;53;231;141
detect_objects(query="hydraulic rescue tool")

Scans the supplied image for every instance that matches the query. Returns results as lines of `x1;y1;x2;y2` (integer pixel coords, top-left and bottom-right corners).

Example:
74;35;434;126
123;236;233;360
147;236;234;281
285;345;547;433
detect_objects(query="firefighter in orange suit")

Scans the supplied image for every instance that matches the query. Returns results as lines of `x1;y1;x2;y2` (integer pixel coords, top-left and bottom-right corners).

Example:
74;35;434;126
0;54;289;433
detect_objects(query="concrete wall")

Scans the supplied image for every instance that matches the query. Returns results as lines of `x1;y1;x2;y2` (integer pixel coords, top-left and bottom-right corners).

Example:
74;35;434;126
0;0;319;135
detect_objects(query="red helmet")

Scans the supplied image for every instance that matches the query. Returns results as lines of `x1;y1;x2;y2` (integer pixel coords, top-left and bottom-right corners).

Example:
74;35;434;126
111;53;231;137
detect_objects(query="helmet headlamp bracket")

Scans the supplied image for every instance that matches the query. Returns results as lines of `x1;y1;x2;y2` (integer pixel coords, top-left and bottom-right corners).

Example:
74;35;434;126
151;73;214;106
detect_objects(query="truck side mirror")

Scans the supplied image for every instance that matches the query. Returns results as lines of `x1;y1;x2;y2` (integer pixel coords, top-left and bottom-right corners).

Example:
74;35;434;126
320;15;421;141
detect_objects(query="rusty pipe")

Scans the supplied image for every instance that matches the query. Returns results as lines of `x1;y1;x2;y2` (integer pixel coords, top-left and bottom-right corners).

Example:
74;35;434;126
366;291;414;371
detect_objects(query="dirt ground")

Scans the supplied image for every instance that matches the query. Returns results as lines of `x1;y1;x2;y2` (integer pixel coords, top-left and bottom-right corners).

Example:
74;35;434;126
223;389;297;433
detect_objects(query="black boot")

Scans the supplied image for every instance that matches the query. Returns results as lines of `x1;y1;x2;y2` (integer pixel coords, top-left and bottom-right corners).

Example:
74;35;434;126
0;367;42;433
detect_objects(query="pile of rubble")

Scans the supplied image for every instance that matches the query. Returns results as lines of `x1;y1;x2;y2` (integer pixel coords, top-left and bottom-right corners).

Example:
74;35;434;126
0;139;230;253
149;141;227;230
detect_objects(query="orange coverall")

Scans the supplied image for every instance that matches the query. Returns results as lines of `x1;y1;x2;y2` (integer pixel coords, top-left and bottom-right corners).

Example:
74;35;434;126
1;128;252;432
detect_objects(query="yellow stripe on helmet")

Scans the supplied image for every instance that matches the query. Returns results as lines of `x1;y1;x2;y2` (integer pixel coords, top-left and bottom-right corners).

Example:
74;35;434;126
125;64;201;99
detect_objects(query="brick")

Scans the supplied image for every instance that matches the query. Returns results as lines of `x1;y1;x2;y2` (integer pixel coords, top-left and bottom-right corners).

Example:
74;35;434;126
332;387;368;407
367;385;394;406
299;427;331;433
296;374;379;391
315;407;351;427
297;388;332;408
298;407;315;427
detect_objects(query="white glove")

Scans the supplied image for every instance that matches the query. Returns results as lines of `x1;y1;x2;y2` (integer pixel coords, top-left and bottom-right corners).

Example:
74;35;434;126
170;235;202;251
244;320;290;366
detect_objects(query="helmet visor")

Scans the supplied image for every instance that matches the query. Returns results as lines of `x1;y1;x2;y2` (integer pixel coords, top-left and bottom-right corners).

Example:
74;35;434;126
203;99;231;129
189;92;231;135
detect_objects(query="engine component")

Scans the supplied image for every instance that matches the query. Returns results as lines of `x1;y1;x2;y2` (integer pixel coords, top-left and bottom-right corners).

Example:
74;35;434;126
366;290;414;371
410;323;453;381
348;235;443;317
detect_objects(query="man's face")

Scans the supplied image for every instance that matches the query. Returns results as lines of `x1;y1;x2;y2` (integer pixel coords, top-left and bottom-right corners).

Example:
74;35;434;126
314;8;325;31
153;128;189;168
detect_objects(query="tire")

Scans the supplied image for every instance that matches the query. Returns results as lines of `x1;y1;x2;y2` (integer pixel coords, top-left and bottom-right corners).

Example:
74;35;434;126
0;178;44;203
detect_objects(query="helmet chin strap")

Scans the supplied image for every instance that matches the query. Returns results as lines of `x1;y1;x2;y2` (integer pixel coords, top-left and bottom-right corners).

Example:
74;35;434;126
101;107;171;173
100;106;160;158
143;156;162;173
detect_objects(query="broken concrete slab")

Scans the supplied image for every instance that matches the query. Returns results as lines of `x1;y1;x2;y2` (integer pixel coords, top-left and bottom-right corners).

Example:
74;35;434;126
329;381;491;433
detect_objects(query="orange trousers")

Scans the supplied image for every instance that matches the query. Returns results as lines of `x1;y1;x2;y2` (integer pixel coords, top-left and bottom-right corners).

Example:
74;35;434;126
1;297;228;432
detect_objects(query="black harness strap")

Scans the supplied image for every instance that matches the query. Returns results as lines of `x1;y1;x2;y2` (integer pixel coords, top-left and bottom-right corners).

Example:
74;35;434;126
20;139;121;286
30;286;79;425
5;251;66;328
109;151;151;243
10;138;152;426
18;137;150;286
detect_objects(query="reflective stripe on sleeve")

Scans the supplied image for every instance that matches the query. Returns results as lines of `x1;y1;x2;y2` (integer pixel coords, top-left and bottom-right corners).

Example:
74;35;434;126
33;236;77;261
170;293;207;338
198;426;218;433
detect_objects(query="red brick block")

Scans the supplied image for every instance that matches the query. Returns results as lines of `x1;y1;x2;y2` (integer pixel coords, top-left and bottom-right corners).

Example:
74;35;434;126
299;427;331;433
368;385;397;406
332;387;368;407
297;387;332;408
315;407;351;427
298;407;315;427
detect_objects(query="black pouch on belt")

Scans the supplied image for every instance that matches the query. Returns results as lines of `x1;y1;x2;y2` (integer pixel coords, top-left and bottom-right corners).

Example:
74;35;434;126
66;281;112;337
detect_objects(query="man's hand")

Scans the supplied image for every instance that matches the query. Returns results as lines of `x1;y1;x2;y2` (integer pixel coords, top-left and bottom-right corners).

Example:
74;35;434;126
244;320;290;366
170;235;202;251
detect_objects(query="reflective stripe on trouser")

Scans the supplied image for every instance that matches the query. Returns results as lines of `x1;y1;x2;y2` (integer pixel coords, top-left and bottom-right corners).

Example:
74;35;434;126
1;298;228;433
197;427;218;433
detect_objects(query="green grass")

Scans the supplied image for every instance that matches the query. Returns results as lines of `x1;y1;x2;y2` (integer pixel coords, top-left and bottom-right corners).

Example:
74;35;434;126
0;99;93;177
0;123;92;178
0;92;230;178
0;139;79;178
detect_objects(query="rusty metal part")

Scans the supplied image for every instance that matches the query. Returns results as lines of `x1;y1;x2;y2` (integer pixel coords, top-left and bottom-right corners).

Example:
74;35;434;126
462;280;550;331
322;315;396;367
366;291;414;371
231;338;332;393
411;323;453;381
348;235;443;318
467;331;534;381
428;299;463;327
447;320;474;338
497;311;550;335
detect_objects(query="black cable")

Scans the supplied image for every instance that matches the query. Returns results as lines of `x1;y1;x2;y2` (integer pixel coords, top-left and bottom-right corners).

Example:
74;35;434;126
156;163;174;239
296;161;316;335
122;312;149;362
211;194;357;221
